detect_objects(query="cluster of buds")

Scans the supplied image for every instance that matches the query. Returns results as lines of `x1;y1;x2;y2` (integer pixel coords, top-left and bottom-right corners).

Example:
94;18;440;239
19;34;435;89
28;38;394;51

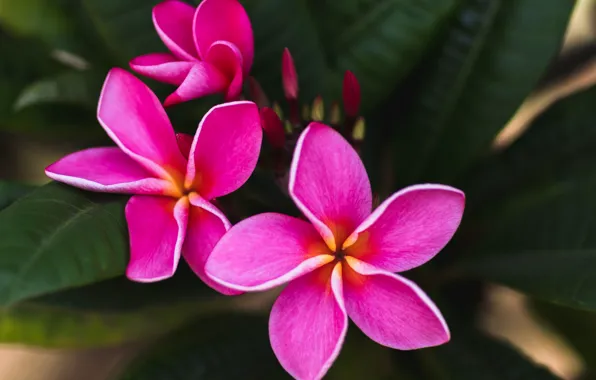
248;48;364;177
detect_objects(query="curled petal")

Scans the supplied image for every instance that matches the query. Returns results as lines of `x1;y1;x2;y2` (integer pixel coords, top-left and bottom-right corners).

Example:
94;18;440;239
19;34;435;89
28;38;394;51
290;123;372;251
98;68;187;183
281;48;298;100
185;101;262;199
270;263;347;380
204;41;243;101
183;193;240;295
344;184;465;272
129;53;194;85
343;257;450;350
176;133;193;160
164;62;229;106
193;0;253;73
126;195;189;282
153;0;197;60
46;147;177;196
206;213;333;292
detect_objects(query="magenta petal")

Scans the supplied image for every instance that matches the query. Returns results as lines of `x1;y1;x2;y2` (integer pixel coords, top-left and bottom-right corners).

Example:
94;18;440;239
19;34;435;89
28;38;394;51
290;123;372;250
204;41;243;101
153;0;197;61
98;68;187;181
193;0;253;74
46;147;176;196
270;263;347;380
163;62;228;106
185;101;262;199
126;195;189;282
129;53;194;85
182;193;240;295
344;258;450;350
345;184;465;272
205;213;334;292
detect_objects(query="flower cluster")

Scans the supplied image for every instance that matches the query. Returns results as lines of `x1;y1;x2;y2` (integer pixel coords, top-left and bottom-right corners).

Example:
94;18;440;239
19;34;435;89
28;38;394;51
45;1;466;379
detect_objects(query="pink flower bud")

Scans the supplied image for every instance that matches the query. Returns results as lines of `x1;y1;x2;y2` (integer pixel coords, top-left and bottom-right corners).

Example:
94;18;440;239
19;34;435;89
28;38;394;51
248;77;270;108
260;106;286;149
282;48;299;100
342;70;361;118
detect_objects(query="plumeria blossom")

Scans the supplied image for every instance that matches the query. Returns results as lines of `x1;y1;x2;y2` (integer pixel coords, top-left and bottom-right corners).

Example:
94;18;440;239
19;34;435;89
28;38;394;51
46;68;262;289
206;123;465;379
130;0;253;106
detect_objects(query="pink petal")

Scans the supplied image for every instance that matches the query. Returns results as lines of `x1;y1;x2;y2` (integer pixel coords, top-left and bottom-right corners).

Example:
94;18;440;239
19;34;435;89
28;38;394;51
193;0;253;74
163;62;228;106
153;0;197;61
46;147;177;196
129;53;194;85
182;193;240;295
342;70;361;118
176;133;193;159
270;263;347;380
343;257;450;350
204;41;243;101
290;123;372;251
260;106;286;149
185;101;262;199
98;68;187;184
125;195;189;282
344;184;465;273
205;213;333;292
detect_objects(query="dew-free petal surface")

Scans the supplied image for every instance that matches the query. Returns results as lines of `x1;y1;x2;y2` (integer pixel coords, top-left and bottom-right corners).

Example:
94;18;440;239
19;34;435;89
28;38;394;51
125;195;189;282
206;213;333;292
269;263;347;380
163;62;229;106
153;0;197;61
345;184;465;272
129;53;194;85
343;257;450;350
45;147;176;196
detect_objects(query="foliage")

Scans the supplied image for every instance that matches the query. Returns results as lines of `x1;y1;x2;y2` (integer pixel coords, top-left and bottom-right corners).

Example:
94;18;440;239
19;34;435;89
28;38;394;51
1;0;594;378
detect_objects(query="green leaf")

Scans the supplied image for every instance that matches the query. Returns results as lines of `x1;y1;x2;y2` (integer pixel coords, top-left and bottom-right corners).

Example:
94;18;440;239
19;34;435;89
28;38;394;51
458;176;596;310
119;314;287;380
461;85;596;217
0;267;234;348
392;0;575;184
410;327;558;379
0;182;128;306
310;0;458;110
0;181;35;211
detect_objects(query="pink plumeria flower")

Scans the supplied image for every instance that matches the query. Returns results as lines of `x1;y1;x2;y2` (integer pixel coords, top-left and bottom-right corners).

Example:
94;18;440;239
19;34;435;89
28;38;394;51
130;0;253;106
206;123;465;379
46;68;262;290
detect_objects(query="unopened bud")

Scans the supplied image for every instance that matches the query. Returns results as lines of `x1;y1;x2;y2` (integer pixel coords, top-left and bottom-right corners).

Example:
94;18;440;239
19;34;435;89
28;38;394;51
260;107;286;149
330;101;341;125
352;117;365;141
342;70;361;118
282;48;299;100
248;77;269;108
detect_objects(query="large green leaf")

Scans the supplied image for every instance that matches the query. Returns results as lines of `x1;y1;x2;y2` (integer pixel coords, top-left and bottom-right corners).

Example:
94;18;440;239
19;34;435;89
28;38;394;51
461;85;596;217
310;0;458;110
409;328;558;379
0;267;235;348
119;314;287;380
458;175;596;310
391;0;575;184
0;182;128;306
0;181;34;211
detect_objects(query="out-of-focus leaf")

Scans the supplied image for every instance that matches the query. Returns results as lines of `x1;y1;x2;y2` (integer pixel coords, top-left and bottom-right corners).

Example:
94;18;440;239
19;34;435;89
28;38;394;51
0;182;128;306
458;175;596;310
0;267;234;348
310;0;458;110
0;181;34;211
461;85;596;217
119;314;287;380
410;327;558;379
392;0;575;185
